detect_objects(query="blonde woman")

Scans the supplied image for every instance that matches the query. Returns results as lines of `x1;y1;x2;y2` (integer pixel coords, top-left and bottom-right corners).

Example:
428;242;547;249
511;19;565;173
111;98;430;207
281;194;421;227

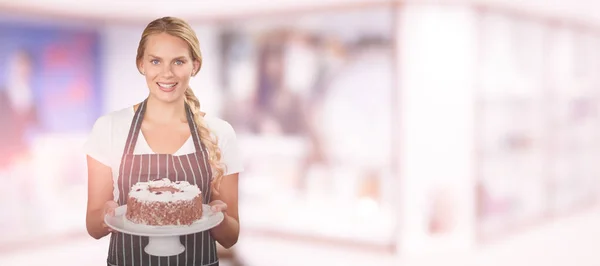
84;17;243;266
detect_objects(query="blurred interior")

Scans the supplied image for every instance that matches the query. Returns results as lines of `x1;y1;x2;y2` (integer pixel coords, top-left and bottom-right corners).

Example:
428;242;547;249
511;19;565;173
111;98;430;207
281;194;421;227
0;0;600;265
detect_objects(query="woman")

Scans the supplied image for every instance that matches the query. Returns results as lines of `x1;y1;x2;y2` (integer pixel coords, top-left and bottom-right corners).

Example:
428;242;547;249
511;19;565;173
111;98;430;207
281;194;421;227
84;17;243;266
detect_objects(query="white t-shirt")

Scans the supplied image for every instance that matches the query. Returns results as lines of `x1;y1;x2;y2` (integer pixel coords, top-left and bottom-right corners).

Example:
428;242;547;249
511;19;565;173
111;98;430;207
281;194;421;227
83;106;244;202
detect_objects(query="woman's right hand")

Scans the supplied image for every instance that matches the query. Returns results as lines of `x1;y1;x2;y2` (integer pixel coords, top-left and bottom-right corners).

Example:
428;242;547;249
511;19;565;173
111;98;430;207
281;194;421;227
102;201;119;233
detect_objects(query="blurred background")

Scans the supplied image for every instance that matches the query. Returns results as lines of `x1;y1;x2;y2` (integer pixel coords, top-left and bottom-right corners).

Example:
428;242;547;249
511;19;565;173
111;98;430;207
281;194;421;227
0;0;600;265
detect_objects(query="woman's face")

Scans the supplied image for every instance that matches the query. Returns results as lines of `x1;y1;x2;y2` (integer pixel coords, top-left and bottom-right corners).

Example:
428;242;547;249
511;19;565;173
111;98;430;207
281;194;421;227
138;32;200;104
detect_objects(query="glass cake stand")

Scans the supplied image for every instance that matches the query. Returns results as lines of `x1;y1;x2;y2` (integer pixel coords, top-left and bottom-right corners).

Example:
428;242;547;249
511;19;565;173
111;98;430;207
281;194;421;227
104;204;224;256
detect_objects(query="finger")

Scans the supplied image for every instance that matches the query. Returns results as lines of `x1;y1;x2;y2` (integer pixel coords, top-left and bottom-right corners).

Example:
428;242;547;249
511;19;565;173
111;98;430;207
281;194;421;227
210;203;227;212
209;200;227;209
210;203;220;212
209;200;223;206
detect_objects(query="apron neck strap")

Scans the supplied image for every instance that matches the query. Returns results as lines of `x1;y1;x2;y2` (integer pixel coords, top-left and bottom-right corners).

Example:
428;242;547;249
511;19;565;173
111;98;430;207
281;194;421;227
122;98;147;156
185;101;204;153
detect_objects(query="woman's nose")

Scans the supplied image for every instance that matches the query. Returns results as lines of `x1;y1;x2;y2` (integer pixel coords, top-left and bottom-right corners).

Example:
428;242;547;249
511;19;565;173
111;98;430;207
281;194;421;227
161;65;174;77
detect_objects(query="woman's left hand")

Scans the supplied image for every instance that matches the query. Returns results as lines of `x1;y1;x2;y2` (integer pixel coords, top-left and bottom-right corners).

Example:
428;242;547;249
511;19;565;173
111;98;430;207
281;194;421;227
209;181;228;213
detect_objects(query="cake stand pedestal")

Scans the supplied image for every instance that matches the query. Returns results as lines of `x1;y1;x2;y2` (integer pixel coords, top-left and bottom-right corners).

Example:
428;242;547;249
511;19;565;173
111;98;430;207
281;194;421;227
145;236;186;256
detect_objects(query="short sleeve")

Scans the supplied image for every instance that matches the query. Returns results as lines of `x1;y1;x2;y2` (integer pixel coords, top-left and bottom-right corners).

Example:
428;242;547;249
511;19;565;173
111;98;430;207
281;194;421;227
83;115;113;167
218;121;244;175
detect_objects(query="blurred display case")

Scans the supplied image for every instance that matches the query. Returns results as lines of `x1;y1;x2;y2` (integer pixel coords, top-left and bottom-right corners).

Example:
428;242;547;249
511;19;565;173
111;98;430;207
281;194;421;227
475;11;600;240
547;28;600;214
0;19;101;247
216;6;399;249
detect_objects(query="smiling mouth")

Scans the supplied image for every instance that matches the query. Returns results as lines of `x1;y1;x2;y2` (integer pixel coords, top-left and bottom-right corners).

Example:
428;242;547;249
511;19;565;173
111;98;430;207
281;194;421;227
157;82;178;92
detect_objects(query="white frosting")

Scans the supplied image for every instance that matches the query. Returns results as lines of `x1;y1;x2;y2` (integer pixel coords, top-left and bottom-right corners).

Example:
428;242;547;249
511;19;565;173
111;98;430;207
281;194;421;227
129;178;201;202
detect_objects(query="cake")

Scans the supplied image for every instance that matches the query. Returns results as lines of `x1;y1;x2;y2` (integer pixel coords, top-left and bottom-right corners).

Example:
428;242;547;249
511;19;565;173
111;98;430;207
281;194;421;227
125;178;203;226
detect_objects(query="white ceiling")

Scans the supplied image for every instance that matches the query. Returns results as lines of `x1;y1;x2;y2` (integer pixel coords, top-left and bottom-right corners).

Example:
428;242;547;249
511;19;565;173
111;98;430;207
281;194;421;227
0;0;598;27
0;0;385;23
472;0;600;26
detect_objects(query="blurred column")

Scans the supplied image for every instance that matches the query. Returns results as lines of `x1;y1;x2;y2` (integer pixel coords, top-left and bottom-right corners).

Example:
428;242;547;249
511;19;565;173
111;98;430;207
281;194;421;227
396;4;478;256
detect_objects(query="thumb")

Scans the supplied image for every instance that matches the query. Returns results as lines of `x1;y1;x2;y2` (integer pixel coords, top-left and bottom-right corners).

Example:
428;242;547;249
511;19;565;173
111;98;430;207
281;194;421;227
210;181;221;197
104;201;118;216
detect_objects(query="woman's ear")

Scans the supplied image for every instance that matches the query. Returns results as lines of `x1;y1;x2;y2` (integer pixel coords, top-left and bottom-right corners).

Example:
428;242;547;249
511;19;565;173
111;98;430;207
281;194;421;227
138;62;145;75
192;60;201;76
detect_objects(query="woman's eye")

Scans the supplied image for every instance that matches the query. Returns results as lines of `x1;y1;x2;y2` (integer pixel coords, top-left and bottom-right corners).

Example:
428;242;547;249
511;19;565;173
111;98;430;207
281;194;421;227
174;60;184;65
151;59;160;65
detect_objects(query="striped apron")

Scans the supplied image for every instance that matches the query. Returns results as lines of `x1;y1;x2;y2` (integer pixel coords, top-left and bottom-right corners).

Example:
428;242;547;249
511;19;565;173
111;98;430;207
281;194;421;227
107;98;219;266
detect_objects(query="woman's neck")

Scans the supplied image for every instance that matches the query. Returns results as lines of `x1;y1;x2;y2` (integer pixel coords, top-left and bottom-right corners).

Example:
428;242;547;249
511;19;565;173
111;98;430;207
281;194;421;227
144;96;187;124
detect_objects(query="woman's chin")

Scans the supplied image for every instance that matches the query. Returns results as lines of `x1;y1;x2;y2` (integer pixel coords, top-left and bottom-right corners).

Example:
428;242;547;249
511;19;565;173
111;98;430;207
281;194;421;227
150;90;183;103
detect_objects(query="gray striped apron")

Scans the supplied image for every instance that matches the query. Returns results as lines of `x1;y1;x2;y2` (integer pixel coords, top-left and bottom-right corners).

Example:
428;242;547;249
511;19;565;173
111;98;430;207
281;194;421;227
107;98;219;266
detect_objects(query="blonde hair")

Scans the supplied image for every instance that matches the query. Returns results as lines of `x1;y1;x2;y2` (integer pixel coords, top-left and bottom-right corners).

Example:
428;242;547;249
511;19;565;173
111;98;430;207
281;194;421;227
136;16;225;189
